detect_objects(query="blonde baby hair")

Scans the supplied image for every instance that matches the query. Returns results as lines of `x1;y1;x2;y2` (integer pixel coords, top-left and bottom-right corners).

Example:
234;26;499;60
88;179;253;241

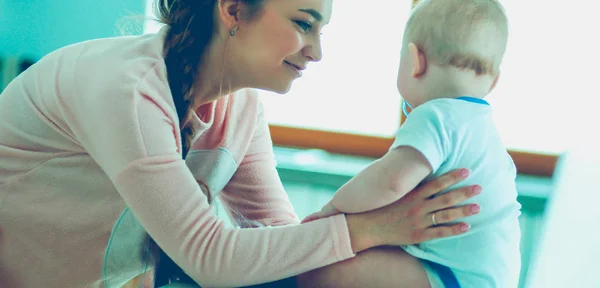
404;0;509;76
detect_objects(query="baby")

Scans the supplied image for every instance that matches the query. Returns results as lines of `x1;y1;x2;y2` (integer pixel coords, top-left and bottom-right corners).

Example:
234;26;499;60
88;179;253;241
303;0;521;287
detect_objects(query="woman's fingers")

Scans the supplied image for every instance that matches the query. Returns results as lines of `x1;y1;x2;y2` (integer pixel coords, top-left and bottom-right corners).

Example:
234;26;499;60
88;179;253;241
413;169;470;199
414;223;471;243
302;211;331;223
424;184;481;213
301;214;319;223
363;168;480;247
427;204;480;227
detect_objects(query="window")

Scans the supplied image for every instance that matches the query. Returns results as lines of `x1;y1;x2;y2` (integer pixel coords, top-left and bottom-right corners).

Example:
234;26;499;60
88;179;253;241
144;0;590;176
486;0;570;155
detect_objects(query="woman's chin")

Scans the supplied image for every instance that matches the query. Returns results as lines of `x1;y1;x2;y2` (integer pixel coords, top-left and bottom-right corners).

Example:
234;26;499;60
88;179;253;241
261;82;294;95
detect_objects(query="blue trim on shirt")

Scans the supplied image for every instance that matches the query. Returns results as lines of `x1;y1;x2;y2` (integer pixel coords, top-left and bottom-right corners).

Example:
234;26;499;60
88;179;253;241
402;101;412;117
403;97;488;117
425;260;461;288
456;96;489;106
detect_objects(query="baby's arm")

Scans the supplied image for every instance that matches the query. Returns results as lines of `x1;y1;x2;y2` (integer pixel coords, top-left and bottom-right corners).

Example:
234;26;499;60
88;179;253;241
303;146;432;222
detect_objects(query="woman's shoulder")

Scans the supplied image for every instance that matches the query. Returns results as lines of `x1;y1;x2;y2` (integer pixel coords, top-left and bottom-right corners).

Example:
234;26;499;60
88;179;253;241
11;32;178;137
44;32;172;110
70;33;167;87
38;32;163;73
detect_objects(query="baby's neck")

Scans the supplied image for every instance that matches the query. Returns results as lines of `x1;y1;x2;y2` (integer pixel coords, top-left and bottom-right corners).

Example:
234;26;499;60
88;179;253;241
421;65;496;104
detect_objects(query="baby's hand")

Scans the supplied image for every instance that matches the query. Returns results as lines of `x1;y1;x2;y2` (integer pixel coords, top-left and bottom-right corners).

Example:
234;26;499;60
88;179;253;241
301;202;342;223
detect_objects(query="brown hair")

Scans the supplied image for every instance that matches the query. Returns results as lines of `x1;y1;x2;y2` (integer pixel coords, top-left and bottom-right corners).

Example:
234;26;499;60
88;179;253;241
145;0;266;285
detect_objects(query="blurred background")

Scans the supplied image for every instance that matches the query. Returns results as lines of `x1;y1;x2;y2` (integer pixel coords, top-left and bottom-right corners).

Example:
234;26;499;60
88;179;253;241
1;1;598;287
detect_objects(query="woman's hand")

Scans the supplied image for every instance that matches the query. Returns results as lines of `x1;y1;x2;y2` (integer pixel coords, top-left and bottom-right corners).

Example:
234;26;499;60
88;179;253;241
302;202;342;223
346;168;481;253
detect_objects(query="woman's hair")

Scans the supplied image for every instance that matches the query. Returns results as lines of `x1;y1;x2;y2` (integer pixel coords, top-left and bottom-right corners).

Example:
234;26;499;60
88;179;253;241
145;0;265;285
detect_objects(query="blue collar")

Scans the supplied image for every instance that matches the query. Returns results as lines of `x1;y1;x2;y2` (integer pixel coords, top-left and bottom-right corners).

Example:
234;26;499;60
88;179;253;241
456;96;489;105
402;96;489;117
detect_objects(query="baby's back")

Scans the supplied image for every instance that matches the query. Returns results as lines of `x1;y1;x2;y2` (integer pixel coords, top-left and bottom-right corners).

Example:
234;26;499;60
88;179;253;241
398;98;522;287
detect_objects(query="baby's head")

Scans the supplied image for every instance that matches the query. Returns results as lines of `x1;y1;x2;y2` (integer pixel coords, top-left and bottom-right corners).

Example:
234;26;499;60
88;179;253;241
397;0;508;108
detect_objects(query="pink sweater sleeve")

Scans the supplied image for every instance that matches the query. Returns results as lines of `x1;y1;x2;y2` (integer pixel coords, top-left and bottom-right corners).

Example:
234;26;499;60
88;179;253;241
219;103;300;228
64;65;354;287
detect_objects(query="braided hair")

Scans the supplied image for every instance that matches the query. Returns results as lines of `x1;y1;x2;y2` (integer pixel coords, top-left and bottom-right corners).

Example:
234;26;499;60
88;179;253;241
148;0;265;285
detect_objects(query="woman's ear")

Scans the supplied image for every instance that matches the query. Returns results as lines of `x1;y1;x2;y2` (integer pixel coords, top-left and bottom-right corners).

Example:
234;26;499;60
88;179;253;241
408;42;427;78
217;0;242;31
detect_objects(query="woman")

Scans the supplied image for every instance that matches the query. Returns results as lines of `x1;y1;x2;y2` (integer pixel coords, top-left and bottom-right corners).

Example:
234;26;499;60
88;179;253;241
0;0;482;287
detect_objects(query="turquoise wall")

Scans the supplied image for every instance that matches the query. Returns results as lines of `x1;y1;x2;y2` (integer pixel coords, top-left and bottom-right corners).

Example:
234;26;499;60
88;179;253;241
0;0;146;59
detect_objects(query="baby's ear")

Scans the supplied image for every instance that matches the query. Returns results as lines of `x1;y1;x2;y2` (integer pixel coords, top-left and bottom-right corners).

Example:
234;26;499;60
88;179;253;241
490;72;500;92
408;43;427;78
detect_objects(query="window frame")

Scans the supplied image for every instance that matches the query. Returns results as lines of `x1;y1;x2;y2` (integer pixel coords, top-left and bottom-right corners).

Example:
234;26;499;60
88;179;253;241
267;0;558;177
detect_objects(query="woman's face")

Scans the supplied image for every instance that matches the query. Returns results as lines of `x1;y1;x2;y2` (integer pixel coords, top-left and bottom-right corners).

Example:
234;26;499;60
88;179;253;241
231;0;333;94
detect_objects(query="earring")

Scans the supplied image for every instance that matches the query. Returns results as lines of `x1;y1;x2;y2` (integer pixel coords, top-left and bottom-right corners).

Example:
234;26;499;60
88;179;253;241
229;25;238;37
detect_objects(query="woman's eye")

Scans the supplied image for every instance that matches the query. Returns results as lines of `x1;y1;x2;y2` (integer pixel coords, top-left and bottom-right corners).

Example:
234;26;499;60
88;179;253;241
294;20;313;32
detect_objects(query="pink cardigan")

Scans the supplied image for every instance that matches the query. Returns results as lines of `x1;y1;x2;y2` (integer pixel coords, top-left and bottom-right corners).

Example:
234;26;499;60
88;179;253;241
0;28;354;288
